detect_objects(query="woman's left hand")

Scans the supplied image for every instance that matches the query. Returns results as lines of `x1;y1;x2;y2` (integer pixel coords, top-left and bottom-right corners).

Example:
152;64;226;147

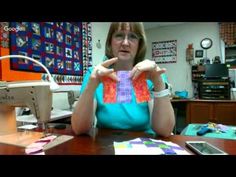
130;59;166;82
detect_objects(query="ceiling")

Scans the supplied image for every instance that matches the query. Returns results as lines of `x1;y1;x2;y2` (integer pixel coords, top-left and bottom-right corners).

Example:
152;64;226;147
143;22;185;29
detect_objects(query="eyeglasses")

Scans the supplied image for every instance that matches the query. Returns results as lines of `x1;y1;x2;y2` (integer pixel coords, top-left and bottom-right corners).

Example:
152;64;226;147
113;31;140;43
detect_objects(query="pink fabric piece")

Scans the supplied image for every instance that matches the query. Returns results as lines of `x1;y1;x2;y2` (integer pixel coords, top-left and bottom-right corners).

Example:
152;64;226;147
25;135;57;155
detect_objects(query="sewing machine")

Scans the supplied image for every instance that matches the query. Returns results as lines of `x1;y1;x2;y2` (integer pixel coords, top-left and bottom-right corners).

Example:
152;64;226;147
0;80;52;135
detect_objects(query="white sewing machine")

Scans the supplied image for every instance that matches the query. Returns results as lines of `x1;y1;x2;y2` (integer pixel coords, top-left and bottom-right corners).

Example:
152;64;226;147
0;55;74;148
0;80;52;135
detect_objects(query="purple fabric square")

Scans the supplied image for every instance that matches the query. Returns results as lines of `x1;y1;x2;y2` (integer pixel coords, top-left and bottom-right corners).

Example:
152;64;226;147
161;148;177;155
170;146;184;150
216;124;229;132
117;71;132;103
145;144;158;147
139;138;151;142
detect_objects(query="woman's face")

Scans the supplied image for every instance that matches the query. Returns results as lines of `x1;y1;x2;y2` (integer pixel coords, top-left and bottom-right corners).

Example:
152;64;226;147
111;23;139;63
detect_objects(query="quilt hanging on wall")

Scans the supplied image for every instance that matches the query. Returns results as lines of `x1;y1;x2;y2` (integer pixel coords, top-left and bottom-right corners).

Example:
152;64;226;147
9;22;92;85
152;40;177;64
0;22;9;48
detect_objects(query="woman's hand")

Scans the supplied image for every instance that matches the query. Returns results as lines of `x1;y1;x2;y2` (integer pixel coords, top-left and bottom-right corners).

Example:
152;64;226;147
130;59;166;81
90;57;119;86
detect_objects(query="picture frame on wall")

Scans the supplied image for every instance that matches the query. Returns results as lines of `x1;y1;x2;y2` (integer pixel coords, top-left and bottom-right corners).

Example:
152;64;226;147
195;50;204;58
152;40;177;64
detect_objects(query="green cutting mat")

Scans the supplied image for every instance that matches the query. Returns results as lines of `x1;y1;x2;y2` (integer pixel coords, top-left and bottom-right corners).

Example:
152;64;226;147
183;124;236;140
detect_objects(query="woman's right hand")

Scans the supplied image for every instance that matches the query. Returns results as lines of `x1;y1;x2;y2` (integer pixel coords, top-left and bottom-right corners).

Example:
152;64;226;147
90;57;119;86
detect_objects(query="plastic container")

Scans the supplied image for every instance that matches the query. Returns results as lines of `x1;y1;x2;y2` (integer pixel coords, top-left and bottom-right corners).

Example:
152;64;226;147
175;91;188;99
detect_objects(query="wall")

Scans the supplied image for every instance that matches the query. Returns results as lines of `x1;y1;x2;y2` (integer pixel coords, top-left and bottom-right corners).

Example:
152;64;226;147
145;22;221;98
91;22;111;66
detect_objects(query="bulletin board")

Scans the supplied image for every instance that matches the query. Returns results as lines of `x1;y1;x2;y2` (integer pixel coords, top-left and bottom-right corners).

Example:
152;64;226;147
152;40;177;64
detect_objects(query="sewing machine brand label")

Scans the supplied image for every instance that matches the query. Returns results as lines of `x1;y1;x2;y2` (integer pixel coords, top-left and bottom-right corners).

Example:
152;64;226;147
0;94;14;103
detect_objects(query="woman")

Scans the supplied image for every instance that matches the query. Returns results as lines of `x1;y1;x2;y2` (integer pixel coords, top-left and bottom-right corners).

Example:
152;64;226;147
72;22;175;137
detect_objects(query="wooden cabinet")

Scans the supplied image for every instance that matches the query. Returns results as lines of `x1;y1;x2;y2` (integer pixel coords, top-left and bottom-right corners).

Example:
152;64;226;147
187;102;213;123
214;103;236;125
187;101;236;125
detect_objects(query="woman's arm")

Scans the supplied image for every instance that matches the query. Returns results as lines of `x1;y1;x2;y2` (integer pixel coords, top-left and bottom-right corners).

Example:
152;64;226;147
71;57;118;135
71;79;98;135
131;59;175;137
151;77;175;137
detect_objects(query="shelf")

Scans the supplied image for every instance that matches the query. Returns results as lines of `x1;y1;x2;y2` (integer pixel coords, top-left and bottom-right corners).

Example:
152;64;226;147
198;79;230;100
226;55;236;58
202;86;225;88
192;65;205;82
202;82;229;85
225;44;236;48
201;97;228;100
201;90;227;92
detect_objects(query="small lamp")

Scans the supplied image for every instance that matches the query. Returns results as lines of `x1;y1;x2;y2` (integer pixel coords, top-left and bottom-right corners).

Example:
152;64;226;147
0;55;60;91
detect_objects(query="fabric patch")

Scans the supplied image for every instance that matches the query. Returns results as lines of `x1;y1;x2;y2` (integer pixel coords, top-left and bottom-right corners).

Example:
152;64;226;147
132;72;151;103
0;22;9;48
117;71;132;103
101;76;117;103
25;135;57;155
102;71;151;103
114;138;190;155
